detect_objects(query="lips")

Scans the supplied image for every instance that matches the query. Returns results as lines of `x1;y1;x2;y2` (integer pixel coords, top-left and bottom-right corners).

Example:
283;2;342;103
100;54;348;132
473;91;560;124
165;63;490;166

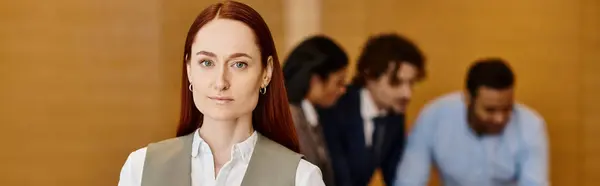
208;96;234;104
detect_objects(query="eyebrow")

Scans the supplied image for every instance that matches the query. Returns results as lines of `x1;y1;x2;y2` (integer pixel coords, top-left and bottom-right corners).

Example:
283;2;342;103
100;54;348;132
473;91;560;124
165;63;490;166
229;53;252;59
196;51;216;57
195;51;252;60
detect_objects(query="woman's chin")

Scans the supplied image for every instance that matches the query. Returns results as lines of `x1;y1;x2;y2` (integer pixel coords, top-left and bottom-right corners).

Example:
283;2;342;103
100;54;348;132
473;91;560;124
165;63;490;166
202;110;250;122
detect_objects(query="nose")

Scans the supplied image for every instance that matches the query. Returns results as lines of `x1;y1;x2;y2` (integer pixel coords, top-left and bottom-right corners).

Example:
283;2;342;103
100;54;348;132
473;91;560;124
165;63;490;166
492;113;507;125
400;84;412;99
213;65;230;91
339;86;347;94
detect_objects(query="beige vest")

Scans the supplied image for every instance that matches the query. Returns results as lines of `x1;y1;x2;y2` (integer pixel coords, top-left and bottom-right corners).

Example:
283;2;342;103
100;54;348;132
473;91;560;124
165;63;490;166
140;133;302;186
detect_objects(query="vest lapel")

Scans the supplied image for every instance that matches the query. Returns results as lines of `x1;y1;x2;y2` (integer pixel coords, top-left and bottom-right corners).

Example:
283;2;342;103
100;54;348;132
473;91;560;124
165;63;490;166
240;133;302;186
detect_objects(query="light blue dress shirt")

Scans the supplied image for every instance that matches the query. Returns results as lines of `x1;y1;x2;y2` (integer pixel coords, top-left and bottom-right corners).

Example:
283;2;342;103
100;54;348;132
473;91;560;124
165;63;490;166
394;92;548;186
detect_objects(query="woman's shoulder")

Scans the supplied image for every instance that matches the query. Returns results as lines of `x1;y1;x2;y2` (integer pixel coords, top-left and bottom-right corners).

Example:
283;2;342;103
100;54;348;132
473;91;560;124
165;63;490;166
297;159;321;174
126;146;148;164
125;135;189;157
289;104;302;115
118;135;194;186
118;147;147;186
295;159;325;185
119;135;193;183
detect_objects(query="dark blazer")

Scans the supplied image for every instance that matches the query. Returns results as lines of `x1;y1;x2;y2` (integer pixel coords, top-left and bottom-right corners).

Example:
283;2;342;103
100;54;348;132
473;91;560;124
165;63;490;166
318;85;406;186
290;104;336;186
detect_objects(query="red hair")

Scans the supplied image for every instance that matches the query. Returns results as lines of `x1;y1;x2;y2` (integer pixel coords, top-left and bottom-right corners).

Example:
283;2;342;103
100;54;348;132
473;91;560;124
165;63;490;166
176;1;299;153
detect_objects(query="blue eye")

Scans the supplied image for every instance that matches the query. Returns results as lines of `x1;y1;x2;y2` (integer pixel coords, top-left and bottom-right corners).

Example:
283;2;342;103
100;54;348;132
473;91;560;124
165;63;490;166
200;60;213;67
233;62;247;69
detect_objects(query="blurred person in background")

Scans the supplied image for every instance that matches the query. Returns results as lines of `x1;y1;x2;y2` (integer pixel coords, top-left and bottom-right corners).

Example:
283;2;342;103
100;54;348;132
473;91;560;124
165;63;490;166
319;33;426;186
283;35;349;186
394;58;548;186
117;1;324;186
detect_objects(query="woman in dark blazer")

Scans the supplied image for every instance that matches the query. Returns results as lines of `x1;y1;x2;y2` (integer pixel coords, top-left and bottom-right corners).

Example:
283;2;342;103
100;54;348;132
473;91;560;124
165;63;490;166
282;35;349;186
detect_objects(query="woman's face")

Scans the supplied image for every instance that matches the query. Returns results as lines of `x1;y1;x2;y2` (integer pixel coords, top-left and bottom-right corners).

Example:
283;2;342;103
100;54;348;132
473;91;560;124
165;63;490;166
187;18;272;121
311;67;348;108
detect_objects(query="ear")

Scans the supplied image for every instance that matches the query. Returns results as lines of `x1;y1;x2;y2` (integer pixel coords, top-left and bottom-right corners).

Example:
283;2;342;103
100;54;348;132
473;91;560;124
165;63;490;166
309;74;322;87
463;90;472;106
186;54;192;84
262;56;274;87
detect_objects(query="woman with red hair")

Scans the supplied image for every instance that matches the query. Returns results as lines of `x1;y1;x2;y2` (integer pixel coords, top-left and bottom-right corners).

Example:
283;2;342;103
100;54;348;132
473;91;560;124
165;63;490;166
117;1;324;186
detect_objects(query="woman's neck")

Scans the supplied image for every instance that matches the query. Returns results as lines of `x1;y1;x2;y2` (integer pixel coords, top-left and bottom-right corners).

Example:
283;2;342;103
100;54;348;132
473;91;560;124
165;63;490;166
199;115;254;152
199;115;254;177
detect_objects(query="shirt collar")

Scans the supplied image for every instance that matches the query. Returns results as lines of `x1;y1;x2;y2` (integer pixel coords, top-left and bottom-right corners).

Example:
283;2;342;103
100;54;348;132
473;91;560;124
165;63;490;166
360;88;387;120
301;99;319;127
191;129;258;163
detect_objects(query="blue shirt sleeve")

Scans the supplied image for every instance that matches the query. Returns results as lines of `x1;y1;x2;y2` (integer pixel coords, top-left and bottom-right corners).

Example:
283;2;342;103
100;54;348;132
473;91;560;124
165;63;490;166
394;103;439;186
517;114;549;186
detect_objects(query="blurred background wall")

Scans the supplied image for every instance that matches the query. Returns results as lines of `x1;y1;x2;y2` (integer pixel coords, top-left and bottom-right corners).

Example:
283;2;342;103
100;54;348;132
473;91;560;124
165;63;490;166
0;0;598;185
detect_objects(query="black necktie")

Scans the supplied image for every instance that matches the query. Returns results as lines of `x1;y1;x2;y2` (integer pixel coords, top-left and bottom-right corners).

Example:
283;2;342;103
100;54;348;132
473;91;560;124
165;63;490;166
372;116;387;166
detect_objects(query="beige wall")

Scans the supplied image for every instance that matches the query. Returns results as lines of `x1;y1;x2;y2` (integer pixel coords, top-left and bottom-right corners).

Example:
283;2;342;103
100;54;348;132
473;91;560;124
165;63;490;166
0;0;165;185
0;0;598;186
581;0;600;185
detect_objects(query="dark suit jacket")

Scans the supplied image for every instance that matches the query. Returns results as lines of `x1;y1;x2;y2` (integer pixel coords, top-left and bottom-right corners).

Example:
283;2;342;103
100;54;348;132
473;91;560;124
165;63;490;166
290;104;336;186
318;85;406;186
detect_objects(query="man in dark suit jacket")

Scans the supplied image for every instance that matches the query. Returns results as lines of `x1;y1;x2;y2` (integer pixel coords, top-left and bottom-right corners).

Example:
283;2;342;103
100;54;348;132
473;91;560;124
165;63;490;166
319;33;427;186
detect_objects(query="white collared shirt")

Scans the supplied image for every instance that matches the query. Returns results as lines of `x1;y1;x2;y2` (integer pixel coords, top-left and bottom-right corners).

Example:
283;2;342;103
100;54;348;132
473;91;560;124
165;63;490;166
360;88;387;147
118;130;325;186
301;99;319;127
